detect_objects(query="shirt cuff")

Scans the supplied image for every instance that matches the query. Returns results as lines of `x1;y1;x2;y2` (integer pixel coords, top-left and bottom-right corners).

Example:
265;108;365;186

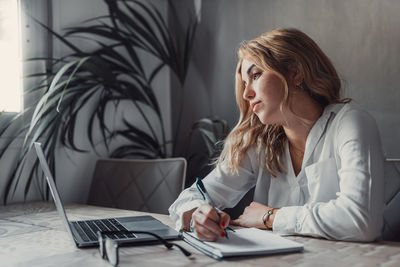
170;199;205;231
272;206;305;234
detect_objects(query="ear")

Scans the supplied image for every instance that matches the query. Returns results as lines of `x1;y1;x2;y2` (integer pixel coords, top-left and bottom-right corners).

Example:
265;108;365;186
289;65;303;87
293;71;303;87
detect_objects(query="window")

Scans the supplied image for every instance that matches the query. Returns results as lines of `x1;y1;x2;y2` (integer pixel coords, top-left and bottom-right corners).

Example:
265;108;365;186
0;0;22;113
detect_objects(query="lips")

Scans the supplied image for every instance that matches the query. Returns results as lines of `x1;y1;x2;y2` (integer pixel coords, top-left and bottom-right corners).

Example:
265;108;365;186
251;101;261;111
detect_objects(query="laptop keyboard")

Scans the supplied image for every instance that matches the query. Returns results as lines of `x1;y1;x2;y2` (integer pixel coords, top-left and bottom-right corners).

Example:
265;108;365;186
72;218;137;242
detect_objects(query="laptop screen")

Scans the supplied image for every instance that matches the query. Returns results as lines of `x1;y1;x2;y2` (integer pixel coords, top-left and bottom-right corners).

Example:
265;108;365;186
34;142;75;242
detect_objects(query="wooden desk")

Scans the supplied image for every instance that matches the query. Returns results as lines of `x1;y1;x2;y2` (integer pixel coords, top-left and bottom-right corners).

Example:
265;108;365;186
0;202;399;266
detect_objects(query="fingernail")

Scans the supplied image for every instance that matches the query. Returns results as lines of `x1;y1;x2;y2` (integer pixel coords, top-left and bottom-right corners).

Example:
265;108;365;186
221;221;226;228
220;232;225;237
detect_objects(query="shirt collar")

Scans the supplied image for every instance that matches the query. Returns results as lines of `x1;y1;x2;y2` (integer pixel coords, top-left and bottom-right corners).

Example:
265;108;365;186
302;103;344;167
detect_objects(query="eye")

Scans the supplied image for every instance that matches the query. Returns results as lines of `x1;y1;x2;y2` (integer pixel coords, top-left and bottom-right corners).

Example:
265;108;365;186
252;72;262;80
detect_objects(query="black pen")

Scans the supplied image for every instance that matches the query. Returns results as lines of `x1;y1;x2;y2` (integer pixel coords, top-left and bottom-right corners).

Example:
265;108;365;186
195;177;235;239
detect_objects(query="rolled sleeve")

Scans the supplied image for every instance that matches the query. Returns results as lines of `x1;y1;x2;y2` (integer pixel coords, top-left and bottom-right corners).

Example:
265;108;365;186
273;206;306;234
169;148;258;231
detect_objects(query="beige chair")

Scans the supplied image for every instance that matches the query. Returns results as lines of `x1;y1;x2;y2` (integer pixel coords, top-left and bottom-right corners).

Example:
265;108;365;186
87;158;186;214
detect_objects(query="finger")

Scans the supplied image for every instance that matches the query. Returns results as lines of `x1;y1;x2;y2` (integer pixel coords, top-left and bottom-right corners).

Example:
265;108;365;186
193;208;223;236
218;212;230;229
230;219;239;226
230;218;243;226
198;204;220;222
193;221;220;241
197;205;223;232
243;206;250;214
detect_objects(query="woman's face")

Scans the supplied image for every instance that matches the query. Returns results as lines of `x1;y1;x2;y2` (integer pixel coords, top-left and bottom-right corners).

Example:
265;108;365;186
241;59;286;124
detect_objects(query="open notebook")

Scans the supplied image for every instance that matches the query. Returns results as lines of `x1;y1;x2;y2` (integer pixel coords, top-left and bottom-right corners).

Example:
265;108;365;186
180;228;303;259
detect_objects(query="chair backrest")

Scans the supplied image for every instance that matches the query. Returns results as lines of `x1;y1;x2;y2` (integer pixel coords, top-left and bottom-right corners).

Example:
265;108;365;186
382;159;400;241
87;158;187;215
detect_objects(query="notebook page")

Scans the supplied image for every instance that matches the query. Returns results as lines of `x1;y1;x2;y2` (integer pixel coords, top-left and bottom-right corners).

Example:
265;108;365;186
184;227;303;257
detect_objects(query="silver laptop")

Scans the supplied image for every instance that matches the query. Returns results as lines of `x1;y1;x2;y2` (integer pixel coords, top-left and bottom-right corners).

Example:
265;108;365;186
34;142;179;247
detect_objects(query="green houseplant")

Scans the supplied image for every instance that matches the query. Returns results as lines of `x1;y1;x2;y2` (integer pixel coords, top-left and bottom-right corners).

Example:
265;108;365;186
0;0;228;203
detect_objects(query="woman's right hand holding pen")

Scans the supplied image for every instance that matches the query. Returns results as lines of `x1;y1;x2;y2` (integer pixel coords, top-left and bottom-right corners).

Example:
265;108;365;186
191;204;231;242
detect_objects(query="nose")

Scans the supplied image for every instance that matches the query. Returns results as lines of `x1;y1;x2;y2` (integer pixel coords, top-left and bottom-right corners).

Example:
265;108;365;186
243;84;255;101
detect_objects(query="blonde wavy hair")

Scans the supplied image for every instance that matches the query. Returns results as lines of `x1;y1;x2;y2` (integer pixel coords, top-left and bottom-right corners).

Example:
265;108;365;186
216;28;349;177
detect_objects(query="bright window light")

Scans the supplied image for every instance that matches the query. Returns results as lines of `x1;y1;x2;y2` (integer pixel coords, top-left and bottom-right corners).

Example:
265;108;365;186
0;0;22;113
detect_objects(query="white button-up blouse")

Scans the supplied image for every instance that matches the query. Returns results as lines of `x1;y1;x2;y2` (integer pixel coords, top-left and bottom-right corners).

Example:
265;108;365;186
169;103;385;241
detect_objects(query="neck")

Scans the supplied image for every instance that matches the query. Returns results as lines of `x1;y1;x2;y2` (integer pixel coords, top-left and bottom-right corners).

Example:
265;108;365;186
283;124;309;153
282;92;323;151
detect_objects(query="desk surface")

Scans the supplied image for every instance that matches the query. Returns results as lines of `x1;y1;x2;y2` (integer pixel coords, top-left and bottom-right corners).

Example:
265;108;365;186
0;202;399;267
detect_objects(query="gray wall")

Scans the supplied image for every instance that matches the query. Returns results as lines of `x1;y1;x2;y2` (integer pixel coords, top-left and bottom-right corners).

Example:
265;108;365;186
175;0;400;160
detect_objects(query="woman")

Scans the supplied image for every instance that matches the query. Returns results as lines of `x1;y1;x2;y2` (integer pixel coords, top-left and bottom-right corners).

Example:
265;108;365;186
169;28;384;242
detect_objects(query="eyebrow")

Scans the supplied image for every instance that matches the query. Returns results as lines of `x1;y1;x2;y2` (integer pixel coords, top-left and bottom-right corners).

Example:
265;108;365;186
246;64;256;76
